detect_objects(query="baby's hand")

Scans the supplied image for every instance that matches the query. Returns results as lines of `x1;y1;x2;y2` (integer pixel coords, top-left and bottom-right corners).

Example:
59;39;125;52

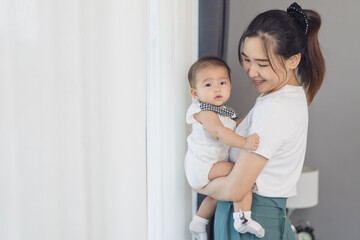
244;133;260;151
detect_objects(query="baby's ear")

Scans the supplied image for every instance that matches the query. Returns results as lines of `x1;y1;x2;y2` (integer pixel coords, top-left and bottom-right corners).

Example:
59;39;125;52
190;88;199;100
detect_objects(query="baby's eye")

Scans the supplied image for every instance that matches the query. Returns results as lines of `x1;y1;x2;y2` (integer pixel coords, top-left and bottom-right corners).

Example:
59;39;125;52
205;83;211;87
220;81;227;85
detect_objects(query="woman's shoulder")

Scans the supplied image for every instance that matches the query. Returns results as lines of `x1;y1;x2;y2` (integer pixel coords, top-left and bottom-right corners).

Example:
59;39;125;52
251;100;283;118
250;87;308;129
252;86;307;115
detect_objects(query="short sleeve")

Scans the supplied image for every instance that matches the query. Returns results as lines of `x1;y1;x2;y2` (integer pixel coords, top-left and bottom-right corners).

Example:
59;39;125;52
248;102;293;159
186;102;201;124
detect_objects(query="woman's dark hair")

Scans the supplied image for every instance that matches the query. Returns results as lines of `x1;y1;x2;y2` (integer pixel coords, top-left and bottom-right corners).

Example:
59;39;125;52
188;56;231;88
238;4;325;104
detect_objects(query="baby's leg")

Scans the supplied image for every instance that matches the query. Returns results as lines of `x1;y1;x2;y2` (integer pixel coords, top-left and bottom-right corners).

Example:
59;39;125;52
208;161;234;181
197;195;217;219
189;161;232;239
194;161;235;198
189;196;217;240
233;191;265;238
233;190;252;212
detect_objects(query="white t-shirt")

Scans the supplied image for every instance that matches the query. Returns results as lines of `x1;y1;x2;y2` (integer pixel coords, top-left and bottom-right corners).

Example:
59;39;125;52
229;85;308;198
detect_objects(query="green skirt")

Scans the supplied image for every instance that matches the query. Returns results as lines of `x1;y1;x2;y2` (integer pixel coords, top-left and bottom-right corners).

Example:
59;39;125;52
214;193;296;240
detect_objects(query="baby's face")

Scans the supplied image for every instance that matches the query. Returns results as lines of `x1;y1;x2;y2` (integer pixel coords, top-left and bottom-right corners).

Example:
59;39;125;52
191;65;231;107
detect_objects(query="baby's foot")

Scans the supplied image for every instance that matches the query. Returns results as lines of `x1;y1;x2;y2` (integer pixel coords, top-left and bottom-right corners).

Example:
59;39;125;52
233;211;265;238
189;216;208;240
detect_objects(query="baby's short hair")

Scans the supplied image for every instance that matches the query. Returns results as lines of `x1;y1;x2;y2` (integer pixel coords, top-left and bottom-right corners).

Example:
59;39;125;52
188;56;231;88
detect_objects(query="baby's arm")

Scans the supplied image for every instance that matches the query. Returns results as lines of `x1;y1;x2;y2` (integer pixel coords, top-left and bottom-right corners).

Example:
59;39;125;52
194;111;259;150
244;133;259;151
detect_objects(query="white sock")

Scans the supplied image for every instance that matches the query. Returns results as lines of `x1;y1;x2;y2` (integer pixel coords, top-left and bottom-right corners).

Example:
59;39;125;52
189;215;209;240
233;210;265;238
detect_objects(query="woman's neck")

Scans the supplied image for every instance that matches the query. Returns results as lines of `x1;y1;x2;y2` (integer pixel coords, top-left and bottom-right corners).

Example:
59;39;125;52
286;70;300;86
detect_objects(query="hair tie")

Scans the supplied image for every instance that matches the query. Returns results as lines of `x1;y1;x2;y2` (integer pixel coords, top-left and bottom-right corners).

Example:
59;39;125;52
287;2;309;35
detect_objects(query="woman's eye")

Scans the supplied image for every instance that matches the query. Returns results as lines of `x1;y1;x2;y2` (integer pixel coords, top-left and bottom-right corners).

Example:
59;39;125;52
259;64;269;68
243;58;250;62
205;83;211;87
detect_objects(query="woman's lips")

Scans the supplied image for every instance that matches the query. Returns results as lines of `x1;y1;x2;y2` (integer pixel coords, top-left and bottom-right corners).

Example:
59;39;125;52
253;80;264;86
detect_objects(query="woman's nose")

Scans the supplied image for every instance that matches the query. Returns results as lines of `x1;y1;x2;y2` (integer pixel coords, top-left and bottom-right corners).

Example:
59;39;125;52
248;65;259;78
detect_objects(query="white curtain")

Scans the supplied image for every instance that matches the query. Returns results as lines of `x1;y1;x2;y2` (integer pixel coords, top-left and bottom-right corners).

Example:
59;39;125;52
147;0;197;239
0;1;147;239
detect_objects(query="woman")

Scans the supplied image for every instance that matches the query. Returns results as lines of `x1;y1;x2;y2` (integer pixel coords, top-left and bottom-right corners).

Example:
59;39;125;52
196;3;325;239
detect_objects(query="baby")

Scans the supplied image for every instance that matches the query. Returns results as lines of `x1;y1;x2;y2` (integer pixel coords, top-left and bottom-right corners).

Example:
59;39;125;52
185;56;265;239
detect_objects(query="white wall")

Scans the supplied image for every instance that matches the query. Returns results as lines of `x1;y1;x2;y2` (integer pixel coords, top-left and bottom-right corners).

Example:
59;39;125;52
226;1;360;239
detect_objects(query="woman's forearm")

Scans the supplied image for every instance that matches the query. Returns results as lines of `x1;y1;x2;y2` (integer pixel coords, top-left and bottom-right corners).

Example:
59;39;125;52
197;151;268;202
197;176;249;202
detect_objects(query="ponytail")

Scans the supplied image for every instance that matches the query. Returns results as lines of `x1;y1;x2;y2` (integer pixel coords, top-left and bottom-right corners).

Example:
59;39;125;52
298;9;325;104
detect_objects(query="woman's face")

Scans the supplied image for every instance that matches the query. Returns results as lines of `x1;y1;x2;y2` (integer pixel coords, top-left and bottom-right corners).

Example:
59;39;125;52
241;37;297;95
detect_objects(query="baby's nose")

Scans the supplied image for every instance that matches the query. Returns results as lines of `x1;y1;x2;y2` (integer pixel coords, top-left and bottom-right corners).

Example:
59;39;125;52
214;85;221;91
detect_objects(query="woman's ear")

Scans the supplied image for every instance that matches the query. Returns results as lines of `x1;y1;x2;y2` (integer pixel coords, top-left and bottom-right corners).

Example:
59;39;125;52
288;53;301;69
190;88;199;100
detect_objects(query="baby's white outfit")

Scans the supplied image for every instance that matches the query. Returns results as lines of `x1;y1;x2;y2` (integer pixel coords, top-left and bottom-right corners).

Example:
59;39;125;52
184;101;236;189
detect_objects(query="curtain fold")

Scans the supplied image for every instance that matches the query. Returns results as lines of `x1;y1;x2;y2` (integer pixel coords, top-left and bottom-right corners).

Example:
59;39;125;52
0;1;147;239
146;0;196;239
